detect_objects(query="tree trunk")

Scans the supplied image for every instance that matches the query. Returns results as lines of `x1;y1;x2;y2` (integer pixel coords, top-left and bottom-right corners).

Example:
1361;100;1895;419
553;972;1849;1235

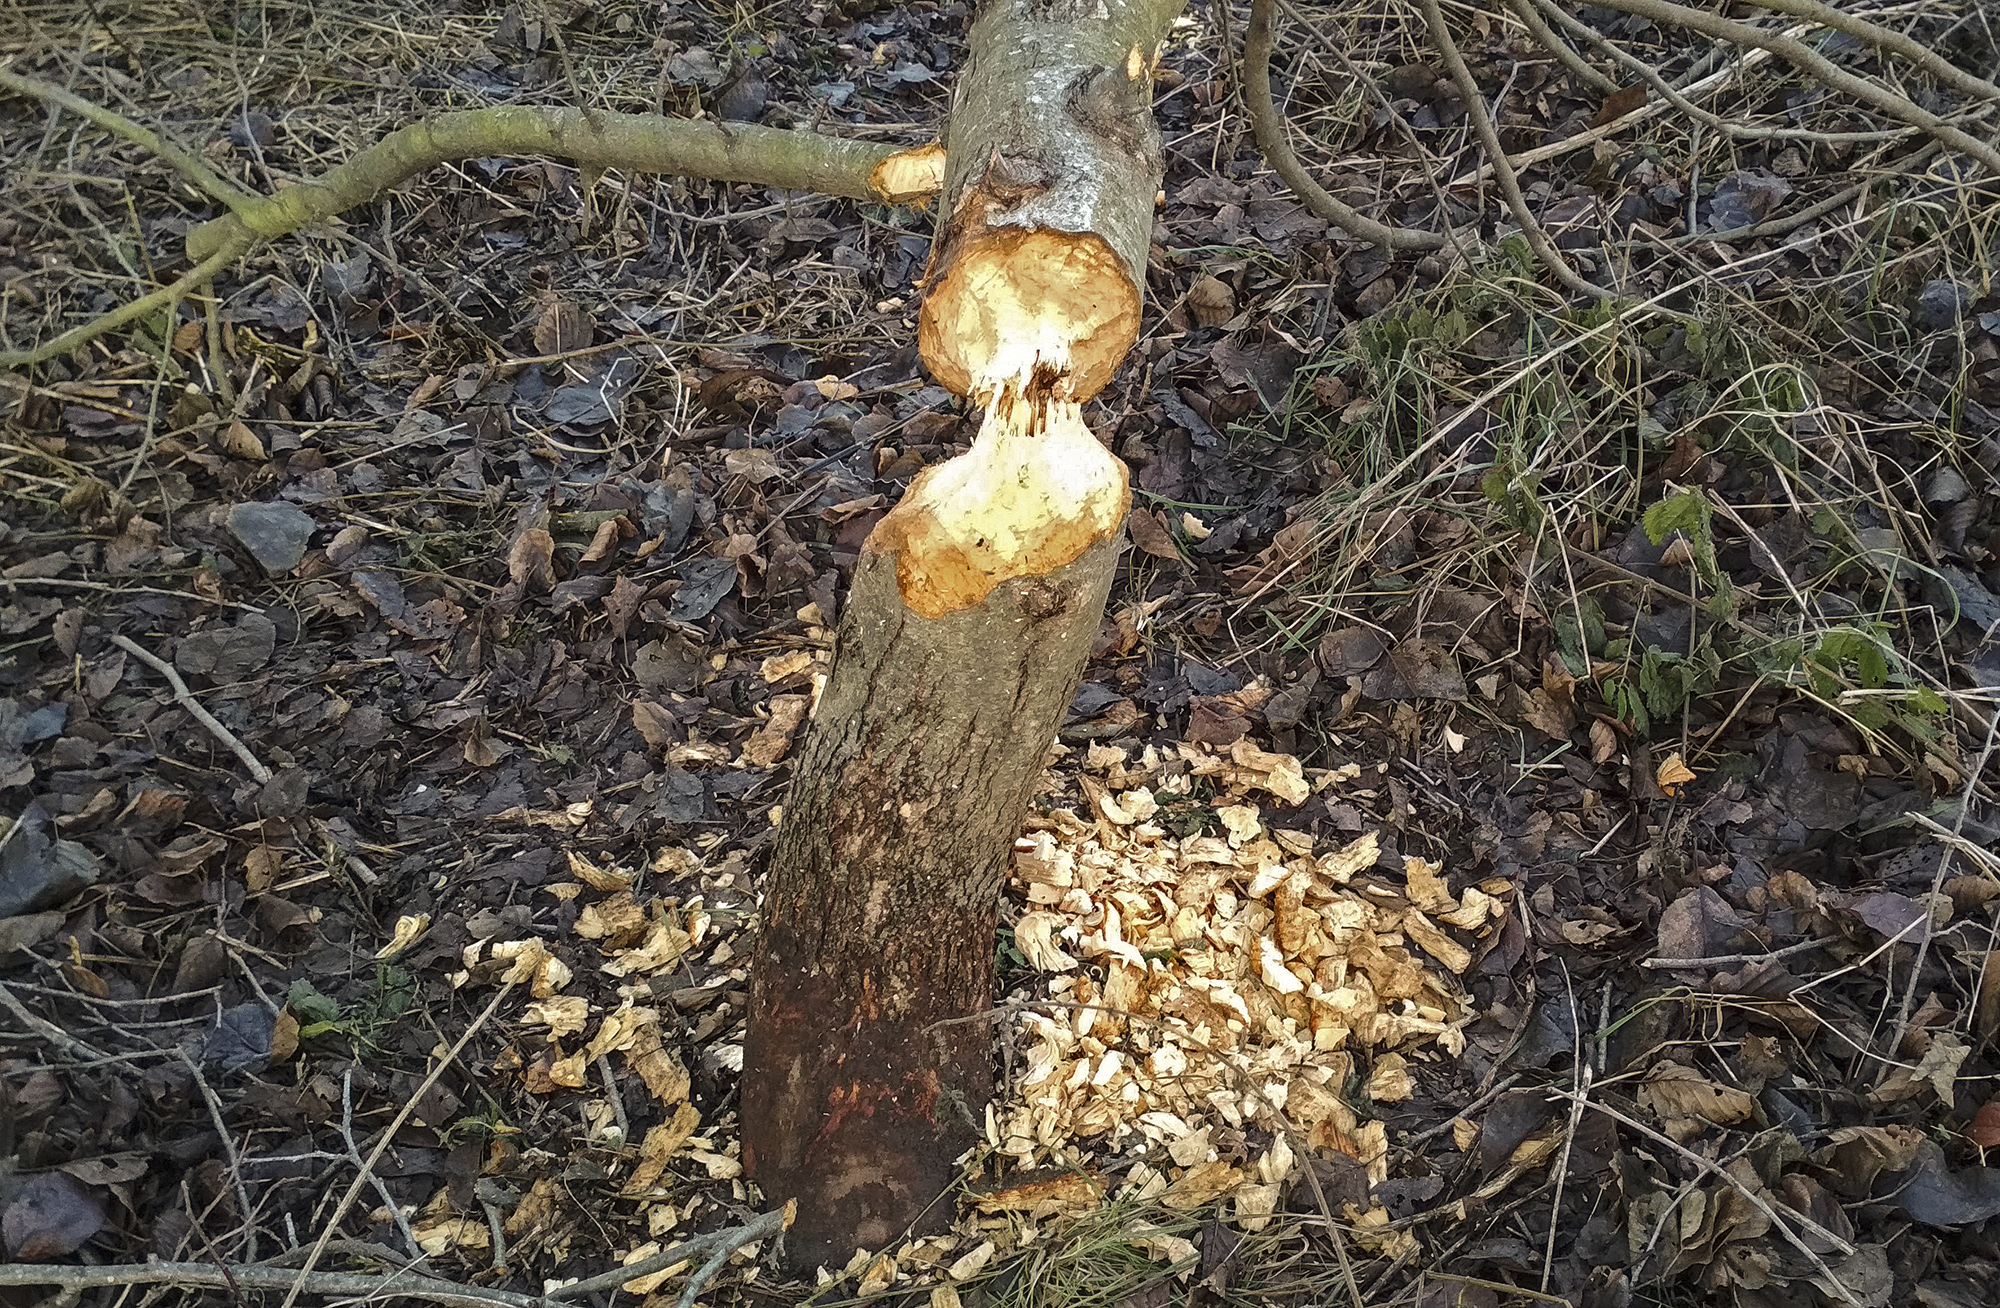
740;0;1185;1271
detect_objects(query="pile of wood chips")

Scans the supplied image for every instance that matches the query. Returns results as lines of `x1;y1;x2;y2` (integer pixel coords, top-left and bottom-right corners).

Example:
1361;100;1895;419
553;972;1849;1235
988;738;1508;1236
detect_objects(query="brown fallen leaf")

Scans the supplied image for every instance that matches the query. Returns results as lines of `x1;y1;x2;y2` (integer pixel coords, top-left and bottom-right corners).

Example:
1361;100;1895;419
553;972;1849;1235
1127;507;1183;563
1593;83;1648;126
1640;1063;1755;1140
1656;751;1697;796
740;694;811;767
507;527;556;591
621;1103;702;1196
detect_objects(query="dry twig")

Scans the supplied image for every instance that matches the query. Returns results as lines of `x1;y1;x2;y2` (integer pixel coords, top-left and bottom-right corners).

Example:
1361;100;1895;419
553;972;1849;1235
277;980;516;1308
1570;1095;1864;1306
0;67;258;214
178;1049;261;1262
1590;0;2000;176
1242;0;1446;251
1417;0;1614;300
110;633;274;784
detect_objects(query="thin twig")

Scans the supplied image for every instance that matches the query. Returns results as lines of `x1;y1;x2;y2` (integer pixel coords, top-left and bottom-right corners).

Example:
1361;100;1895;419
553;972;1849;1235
1418;0;1614;300
1589;0;2000;177
110;633;274;783
0;982;110;1061
178;1050;261;1262
544;1204;793;1303
1503;0;1619;94
1540;969;1590;1292
1531;0;1942;146
1642;935;1834;969
597;1054;632;1143
0;1261;539;1308
1570;1096;1862;1276
1751;0;2000;109
277;981;516;1308
341;1069;426;1261
0;575;265;613
1880;708;2000;1078
1403;1074;1523;1145
0;68;259;213
1241;0;1446;251
0;232;253;369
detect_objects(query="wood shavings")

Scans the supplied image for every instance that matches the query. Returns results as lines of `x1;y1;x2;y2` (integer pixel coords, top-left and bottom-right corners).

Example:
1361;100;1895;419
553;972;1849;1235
999;752;1507;1222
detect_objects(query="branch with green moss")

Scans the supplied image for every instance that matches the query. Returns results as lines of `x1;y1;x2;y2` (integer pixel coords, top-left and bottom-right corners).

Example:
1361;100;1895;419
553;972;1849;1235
184;106;937;258
0;69;942;367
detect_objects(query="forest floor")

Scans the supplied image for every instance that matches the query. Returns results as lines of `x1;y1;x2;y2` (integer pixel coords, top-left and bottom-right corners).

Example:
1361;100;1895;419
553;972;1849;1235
4;2;2000;1307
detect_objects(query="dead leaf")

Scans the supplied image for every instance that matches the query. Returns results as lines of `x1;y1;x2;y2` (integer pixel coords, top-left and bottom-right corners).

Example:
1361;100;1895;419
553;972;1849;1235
740;694;810;767
1187;275;1235;327
1361;640;1466;701
621;1103;702;1195
508;528;556;591
1967;1099;2000;1149
1656;752;1696;796
1127;507;1182;563
631;699;678;751
3;1173;104;1259
1593;84;1647;126
220;420;267;461
243;845;281;893
1589;718;1619;764
1641;1063;1755;1140
533;295;594;357
1872;1032;1970;1107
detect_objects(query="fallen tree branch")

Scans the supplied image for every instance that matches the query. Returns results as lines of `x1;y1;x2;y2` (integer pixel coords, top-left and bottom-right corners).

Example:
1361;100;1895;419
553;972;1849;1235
1442;30;1792;187
1417;0;1614;299
1590;0;2000;177
178;107;929;260
0;236;251;369
0;1205;792;1308
1750;0;2000;109
110;633;274;783
543;1204;793;1307
1531;0;1940;146
1242;0;1447;251
0;1259;542;1308
1502;0;1619;96
277;980;515;1308
0;70;940;368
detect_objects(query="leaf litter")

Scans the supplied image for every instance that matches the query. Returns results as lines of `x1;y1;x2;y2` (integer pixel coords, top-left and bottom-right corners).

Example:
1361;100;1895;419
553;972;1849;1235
2;0;2000;1305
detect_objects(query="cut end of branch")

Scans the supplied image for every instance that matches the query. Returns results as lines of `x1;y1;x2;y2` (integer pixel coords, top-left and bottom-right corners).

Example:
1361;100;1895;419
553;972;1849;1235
918;226;1141;405
869;143;947;206
871;387;1129;619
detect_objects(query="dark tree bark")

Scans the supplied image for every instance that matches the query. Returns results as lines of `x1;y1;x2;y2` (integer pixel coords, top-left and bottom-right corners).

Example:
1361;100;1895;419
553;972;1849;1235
738;531;1122;1266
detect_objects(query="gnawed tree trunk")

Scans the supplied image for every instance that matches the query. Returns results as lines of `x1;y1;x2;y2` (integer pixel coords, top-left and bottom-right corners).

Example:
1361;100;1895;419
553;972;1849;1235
741;0;1185;1270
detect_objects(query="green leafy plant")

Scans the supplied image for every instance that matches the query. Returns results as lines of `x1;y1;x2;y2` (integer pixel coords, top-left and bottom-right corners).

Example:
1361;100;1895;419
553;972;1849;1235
1599;641;1722;738
286;962;415;1050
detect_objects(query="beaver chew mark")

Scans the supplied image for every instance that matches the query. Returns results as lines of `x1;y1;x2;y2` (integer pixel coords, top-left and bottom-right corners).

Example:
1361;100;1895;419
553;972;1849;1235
870;381;1128;620
917;226;1141;405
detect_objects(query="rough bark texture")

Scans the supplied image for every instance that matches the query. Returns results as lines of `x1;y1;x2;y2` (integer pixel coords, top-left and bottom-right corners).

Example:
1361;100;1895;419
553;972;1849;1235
741;0;1183;1270
740;532;1122;1267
